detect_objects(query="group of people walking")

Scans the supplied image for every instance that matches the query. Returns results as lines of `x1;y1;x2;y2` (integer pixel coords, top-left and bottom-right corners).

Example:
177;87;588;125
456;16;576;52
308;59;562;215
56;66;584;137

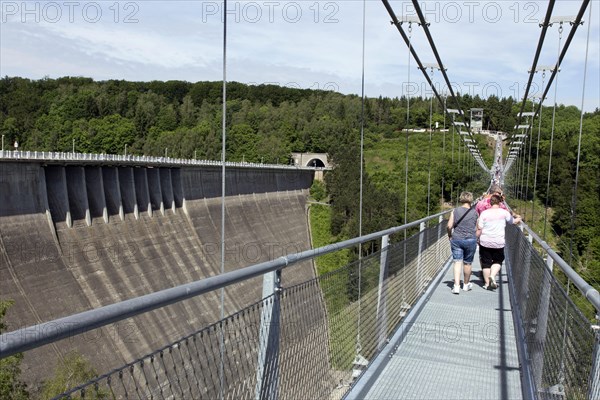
446;185;522;294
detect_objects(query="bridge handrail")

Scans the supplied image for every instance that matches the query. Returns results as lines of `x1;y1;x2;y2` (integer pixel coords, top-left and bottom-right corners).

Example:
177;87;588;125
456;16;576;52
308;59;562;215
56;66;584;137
502;198;599;315
0;210;450;359
521;222;600;315
0;149;329;170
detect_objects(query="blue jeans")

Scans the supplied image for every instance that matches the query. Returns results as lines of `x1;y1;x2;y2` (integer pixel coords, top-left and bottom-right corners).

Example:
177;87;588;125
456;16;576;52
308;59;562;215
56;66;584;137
450;238;477;263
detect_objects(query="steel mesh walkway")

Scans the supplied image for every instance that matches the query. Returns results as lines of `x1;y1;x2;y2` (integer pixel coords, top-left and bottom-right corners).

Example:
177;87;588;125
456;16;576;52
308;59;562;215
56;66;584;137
347;247;523;400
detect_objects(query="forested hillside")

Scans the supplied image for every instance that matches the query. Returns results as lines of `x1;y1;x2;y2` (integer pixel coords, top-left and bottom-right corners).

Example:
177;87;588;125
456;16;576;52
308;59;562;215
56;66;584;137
0;76;598;286
0;76;515;161
507;104;600;290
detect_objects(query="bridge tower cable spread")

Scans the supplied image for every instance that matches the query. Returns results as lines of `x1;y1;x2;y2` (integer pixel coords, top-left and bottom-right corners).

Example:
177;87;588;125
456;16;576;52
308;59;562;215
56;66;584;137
409;1;466;129
507;4;588;228
409;0;488;173
507;0;589;155
382;0;488;177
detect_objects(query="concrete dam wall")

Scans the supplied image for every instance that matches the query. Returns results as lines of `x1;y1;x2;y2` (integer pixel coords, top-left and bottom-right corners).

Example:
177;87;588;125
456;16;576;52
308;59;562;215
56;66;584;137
0;161;318;387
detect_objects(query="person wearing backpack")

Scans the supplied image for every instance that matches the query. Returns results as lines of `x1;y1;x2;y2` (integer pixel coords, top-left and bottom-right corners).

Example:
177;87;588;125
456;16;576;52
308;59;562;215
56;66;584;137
447;191;478;294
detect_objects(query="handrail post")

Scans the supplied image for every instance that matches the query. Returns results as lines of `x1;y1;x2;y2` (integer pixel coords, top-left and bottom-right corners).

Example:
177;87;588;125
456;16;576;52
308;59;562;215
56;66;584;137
532;253;553;391
546;256;554;272
376;235;389;350
255;269;281;400
519;232;533;333
589;323;600;399
437;215;443;265
417;222;426;290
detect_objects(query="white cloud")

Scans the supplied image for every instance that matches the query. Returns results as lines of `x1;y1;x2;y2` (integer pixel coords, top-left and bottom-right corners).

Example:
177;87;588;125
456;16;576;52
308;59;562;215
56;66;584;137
0;0;597;110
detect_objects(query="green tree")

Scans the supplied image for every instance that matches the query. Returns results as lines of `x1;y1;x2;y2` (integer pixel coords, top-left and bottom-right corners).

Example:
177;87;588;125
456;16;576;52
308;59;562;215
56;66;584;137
1;117;20;150
133;92;161;136
88;115;137;154
60;119;92;153
0;300;29;400
179;95;197;127
155;103;179;132
227;123;257;162
310;180;326;202
42;352;103;399
27;112;72;151
257;133;290;164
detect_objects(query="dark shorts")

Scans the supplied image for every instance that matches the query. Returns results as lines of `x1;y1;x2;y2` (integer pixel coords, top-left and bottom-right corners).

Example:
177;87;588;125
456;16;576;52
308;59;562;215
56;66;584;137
479;245;505;269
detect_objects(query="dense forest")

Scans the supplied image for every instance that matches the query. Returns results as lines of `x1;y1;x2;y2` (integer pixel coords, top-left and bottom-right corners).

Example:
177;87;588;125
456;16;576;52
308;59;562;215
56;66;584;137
0;75;598;284
0;76;519;160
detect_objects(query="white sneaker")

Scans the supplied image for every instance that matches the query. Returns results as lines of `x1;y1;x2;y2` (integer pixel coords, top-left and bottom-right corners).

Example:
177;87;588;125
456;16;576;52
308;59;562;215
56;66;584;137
451;285;460;294
463;282;473;292
490;276;498;289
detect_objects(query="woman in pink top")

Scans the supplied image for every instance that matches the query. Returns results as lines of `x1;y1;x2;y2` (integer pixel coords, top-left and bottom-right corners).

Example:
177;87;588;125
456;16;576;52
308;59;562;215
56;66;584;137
475;185;508;215
476;195;522;290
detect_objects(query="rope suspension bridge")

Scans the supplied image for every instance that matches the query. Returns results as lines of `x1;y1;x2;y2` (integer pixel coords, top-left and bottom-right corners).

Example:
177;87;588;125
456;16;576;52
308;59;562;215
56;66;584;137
0;1;598;399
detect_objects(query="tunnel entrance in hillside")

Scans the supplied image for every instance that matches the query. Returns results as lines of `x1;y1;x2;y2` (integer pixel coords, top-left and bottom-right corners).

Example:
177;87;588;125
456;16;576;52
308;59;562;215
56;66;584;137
307;158;325;168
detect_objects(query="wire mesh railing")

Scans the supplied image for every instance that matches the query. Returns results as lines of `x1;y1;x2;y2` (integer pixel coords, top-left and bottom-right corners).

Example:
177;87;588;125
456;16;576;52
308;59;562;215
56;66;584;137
1;216;450;399
505;223;600;400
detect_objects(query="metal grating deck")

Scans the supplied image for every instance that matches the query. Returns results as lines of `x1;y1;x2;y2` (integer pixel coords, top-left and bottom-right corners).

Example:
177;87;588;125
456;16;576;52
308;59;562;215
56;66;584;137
347;249;524;400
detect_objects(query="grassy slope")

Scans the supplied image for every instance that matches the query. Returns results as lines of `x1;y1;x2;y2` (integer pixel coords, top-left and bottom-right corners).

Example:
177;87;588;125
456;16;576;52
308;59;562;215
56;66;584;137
308;203;351;276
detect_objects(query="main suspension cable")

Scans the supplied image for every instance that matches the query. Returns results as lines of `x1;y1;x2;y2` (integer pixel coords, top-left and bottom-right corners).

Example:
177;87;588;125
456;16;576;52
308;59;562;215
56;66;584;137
409;1;467;130
514;0;556;133
380;0;486;173
507;1;587;167
409;0;489;170
512;0;590;154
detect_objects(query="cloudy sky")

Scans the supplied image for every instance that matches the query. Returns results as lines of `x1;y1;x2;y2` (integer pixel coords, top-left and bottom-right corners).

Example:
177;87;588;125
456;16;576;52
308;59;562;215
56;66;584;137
1;0;598;111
